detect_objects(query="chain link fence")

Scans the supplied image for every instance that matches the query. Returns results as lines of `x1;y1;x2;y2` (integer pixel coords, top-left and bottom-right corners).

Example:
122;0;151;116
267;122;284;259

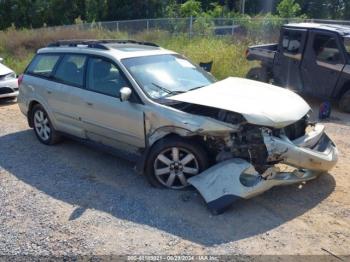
51;17;350;40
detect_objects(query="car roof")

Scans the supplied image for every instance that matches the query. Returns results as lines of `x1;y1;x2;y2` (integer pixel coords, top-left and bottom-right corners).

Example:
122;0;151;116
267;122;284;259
284;23;350;36
37;40;176;60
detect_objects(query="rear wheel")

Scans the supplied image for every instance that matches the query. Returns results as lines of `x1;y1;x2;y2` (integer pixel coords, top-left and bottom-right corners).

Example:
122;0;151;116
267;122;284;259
32;104;61;145
246;67;269;83
339;90;350;113
145;137;209;189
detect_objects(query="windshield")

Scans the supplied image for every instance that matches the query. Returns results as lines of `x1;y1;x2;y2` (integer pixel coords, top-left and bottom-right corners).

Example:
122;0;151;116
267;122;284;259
122;54;215;99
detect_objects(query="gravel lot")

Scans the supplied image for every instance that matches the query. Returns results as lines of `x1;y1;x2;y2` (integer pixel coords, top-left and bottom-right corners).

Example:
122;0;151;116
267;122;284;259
0;98;349;258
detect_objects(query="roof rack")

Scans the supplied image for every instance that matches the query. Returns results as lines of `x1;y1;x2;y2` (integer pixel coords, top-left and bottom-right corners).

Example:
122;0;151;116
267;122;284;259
285;23;350;36
47;39;159;50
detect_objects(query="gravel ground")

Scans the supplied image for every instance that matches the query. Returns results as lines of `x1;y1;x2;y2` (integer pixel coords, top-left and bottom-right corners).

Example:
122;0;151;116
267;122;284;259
0;98;349;258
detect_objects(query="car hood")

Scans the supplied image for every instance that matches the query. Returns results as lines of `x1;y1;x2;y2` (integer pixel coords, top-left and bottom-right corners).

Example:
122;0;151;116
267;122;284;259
0;63;13;76
168;77;311;128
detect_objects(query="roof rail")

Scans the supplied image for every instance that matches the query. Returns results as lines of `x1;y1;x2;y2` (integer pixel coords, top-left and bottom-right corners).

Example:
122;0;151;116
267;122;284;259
47;40;109;50
47;39;159;49
100;39;159;47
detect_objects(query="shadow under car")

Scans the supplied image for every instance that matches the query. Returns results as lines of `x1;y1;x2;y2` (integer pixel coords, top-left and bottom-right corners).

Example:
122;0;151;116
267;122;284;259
0;129;336;246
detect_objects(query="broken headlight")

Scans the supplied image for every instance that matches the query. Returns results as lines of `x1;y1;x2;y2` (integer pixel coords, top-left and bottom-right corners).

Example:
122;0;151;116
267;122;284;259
1;72;16;80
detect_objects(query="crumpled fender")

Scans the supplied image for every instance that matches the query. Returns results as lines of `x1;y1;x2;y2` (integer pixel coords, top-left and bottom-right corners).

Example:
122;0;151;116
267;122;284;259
135;109;238;174
144;109;238;147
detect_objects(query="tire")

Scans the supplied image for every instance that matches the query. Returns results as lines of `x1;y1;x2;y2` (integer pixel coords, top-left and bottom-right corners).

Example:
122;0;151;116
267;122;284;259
32;104;62;145
339;90;350;113
246;67;269;83
145;137;209;189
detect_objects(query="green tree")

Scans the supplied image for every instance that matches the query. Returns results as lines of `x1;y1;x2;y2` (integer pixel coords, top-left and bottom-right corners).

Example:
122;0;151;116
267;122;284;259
165;0;181;18
343;0;350;19
207;3;224;17
277;0;302;17
180;0;202;17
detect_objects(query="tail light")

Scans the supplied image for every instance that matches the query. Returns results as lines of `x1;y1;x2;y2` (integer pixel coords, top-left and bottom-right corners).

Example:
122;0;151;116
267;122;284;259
18;74;24;87
245;49;249;57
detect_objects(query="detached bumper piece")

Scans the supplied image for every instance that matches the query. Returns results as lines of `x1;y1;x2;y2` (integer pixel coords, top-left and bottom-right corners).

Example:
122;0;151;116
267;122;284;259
188;124;338;215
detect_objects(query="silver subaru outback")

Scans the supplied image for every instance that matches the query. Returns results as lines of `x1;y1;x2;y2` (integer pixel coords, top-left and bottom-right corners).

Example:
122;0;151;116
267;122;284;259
18;40;338;213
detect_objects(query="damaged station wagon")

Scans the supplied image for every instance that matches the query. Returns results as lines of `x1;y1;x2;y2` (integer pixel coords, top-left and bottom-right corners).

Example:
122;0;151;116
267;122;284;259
18;40;338;214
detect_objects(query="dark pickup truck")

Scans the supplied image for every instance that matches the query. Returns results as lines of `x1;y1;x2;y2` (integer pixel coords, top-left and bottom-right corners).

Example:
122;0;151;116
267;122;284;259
246;23;350;112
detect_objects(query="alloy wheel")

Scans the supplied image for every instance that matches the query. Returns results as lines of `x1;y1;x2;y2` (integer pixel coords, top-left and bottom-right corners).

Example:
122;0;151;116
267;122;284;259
34;110;51;141
153;147;199;189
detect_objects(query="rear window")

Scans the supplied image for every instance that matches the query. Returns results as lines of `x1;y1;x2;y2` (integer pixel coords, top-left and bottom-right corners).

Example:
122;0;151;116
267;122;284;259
281;30;302;54
26;54;60;77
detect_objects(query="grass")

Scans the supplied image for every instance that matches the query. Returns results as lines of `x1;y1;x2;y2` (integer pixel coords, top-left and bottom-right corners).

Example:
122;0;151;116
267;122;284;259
0;27;258;79
161;36;253;79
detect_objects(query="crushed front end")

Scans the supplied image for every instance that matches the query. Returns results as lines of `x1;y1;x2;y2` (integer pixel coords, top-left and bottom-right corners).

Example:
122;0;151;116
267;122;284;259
188;115;338;214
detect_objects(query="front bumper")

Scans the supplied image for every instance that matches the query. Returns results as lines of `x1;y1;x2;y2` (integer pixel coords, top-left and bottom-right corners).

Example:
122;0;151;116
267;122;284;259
264;124;338;172
188;124;338;214
0;78;18;99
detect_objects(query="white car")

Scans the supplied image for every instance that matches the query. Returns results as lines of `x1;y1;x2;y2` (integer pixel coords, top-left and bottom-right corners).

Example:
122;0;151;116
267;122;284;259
0;58;18;99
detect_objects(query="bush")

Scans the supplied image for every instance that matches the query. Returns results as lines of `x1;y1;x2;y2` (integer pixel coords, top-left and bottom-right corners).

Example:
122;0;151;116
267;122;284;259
155;35;256;80
192;16;213;36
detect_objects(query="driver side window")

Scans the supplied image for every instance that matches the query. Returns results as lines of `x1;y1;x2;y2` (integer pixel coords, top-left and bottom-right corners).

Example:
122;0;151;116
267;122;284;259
313;34;342;64
86;57;129;97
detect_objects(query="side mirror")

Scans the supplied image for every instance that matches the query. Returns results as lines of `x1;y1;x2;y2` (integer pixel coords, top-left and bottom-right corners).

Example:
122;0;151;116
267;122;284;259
120;87;132;102
0;57;3;63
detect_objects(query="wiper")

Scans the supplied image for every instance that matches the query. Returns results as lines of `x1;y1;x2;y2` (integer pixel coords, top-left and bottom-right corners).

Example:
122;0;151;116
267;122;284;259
151;82;185;96
189;85;206;91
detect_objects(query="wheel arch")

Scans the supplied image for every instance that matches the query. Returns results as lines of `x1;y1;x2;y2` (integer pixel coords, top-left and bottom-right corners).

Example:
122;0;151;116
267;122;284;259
27;100;57;129
136;130;210;175
27;100;40;128
337;80;350;99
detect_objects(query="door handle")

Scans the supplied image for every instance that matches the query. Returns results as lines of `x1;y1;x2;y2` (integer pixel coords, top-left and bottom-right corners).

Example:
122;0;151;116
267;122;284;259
47;90;52;94
86;101;93;106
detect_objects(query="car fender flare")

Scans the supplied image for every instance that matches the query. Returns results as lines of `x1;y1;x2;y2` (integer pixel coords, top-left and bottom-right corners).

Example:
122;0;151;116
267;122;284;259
136;126;197;175
27;98;57;129
337;81;350;99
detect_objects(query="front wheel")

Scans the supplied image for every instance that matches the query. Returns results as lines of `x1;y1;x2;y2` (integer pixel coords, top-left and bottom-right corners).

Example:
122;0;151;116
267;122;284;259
145;137;209;189
32;104;61;145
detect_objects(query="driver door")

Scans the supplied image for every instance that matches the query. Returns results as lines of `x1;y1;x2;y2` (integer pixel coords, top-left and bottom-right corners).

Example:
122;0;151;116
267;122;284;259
301;30;346;97
80;56;145;150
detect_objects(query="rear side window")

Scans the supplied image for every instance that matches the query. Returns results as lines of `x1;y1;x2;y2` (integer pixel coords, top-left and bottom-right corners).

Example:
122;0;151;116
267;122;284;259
54;54;87;87
282;30;302;54
26;54;60;77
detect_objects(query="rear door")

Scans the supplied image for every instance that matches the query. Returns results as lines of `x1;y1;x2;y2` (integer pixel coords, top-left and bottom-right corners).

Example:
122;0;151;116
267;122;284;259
80;56;145;150
51;54;88;138
300;30;346;97
273;28;307;92
25;53;61;114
